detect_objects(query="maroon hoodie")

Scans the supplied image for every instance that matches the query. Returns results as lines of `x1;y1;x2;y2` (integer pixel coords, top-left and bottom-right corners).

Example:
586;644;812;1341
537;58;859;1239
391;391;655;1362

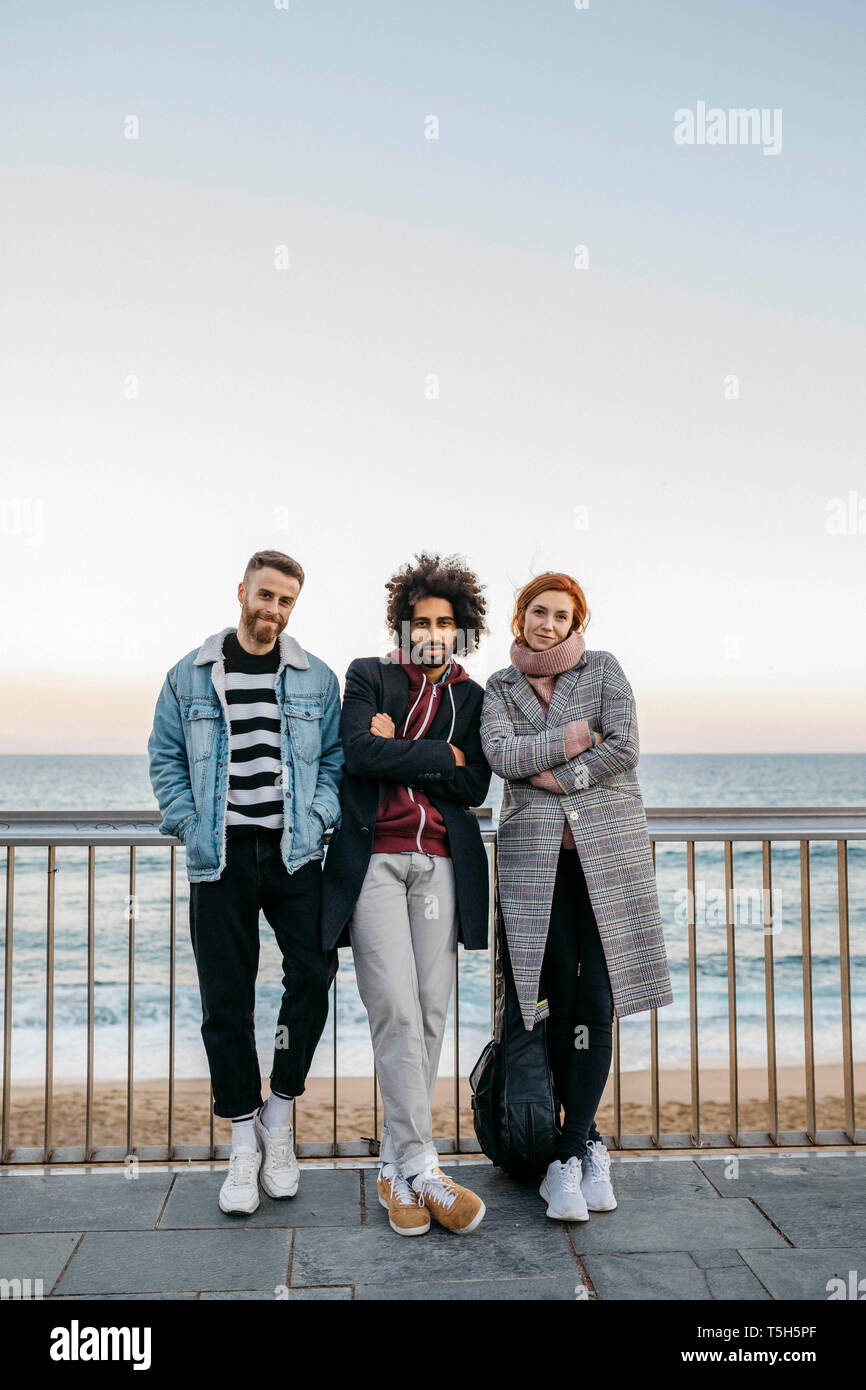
371;646;469;856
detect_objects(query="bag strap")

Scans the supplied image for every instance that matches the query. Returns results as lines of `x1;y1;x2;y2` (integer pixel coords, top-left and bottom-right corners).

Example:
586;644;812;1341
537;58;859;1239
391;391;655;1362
492;861;507;1044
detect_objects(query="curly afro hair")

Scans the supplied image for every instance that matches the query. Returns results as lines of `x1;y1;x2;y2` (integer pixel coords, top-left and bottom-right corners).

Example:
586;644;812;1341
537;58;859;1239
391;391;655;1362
385;552;488;655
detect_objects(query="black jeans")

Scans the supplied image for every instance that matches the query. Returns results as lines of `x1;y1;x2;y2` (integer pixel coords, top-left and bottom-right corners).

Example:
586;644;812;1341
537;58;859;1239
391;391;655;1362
188;829;338;1118
540;847;614;1160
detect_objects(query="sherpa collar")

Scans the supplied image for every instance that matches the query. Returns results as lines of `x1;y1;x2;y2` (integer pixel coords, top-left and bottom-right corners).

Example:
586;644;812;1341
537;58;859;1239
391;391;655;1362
192;625;310;671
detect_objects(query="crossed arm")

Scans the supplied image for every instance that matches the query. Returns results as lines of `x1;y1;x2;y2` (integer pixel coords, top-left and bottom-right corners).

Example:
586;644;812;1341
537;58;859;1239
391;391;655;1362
479;654;639;794
340;660;491;807
340;659;456;782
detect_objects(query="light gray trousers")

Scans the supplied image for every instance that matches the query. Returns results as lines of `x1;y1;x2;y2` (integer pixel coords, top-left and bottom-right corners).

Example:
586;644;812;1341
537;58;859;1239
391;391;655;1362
348;851;458;1179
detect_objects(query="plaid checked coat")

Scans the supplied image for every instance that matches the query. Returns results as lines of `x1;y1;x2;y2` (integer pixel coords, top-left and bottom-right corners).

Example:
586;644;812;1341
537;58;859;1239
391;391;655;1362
480;646;674;1031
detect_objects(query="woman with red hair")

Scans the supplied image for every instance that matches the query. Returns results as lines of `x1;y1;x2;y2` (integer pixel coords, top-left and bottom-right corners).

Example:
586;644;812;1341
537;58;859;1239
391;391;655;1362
480;573;673;1222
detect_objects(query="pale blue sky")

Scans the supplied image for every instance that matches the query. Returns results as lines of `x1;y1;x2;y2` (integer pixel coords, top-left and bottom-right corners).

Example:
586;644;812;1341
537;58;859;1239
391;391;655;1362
1;1;864;752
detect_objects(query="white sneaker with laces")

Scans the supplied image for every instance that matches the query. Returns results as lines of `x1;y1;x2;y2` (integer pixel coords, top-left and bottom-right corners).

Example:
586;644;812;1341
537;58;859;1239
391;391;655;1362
539;1156;589;1221
218;1145;262;1215
581;1139;617;1210
254;1111;300;1198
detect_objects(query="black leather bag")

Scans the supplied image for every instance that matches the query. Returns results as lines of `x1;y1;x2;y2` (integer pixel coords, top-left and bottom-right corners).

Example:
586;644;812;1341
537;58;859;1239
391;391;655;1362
470;871;559;1177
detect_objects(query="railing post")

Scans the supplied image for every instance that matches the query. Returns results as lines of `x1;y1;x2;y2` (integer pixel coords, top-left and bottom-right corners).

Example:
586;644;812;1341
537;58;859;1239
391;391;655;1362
2;847;14;1164
686;839;700;1146
168;844;177;1160
43;845;56;1163
800;840;816;1143
85;846;95;1161
762;840;779;1144
837;840;856;1143
453;954;460;1153
724;840;739;1145
372;1064;378;1151
649;839;659;1148
332;974;338;1157
488;840;496;1031
126;846;136;1157
612;1016;621;1148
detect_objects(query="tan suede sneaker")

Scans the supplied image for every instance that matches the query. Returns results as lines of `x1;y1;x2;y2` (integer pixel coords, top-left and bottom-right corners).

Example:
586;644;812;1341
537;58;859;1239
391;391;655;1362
411;1167;485;1234
377;1168;431;1236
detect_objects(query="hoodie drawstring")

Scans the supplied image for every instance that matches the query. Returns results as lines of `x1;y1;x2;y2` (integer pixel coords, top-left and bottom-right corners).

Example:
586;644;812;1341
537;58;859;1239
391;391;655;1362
401;680;427;736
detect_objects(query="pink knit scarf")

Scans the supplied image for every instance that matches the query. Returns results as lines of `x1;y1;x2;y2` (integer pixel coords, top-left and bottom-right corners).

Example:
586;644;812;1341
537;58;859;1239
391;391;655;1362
509;628;585;675
508;627;587;852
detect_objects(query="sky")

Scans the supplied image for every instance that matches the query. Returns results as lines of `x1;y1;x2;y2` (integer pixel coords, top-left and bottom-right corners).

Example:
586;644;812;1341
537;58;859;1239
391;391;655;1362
1;0;864;754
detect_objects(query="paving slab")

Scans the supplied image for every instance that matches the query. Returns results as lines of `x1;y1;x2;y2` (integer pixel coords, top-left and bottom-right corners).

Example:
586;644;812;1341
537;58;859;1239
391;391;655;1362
689;1247;759;1268
0;1174;172;1232
50;1292;198;1301
201;1287;352;1300
583;1250;770;1300
697;1155;866;1198
567;1198;787;1253
594;1160;718;1200
356;1274;586;1299
742;1193;866;1248
54;1228;294;1296
160;1168;361;1229
0;1232;81;1293
291;1217;576;1286
739;1247;866;1300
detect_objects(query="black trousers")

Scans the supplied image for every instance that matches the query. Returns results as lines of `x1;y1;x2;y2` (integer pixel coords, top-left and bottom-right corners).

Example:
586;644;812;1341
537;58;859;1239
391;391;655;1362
540;846;614;1160
188;828;338;1118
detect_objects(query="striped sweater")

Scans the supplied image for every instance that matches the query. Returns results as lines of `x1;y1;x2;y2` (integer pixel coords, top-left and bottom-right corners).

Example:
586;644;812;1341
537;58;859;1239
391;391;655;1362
222;631;283;831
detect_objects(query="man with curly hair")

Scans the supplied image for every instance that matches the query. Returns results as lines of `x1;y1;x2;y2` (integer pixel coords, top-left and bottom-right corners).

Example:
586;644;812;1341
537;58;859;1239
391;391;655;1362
322;553;492;1237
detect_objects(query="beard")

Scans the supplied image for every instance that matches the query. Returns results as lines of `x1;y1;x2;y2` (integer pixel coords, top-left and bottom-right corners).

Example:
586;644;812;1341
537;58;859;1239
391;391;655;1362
241;606;284;640
415;642;449;667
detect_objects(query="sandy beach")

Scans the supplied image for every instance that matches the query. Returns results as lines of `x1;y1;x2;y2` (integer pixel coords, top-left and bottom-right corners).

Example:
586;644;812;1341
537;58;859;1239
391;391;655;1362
3;1063;862;1150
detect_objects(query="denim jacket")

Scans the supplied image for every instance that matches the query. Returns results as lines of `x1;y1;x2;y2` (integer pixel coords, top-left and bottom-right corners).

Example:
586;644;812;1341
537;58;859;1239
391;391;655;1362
147;626;344;881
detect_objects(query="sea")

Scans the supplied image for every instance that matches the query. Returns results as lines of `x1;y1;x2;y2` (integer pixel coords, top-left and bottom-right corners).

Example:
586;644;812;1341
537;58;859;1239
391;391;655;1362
1;753;864;1081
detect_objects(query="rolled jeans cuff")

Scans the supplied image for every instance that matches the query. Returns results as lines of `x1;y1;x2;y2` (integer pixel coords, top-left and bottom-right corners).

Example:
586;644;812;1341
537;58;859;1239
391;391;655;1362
399;1142;440;1181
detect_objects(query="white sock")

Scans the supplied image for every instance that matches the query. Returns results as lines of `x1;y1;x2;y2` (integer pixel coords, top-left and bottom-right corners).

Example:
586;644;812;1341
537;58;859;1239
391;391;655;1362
380;1162;398;1179
260;1092;294;1130
231;1113;256;1150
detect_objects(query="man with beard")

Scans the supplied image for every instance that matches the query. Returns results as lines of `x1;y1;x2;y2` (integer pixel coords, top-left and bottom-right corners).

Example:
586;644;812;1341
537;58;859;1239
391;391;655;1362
148;550;343;1214
322;553;492;1237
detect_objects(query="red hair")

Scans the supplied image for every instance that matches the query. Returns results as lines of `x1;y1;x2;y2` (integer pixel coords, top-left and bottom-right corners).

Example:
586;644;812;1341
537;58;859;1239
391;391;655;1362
510;572;590;645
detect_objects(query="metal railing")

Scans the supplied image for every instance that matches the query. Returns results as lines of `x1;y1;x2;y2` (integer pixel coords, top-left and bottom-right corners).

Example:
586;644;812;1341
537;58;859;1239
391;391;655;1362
1;807;864;1163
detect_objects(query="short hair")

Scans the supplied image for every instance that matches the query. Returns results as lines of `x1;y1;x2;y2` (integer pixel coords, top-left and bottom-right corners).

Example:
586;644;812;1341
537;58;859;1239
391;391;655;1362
385;552;487;655
510;571;590;645
243;550;305;590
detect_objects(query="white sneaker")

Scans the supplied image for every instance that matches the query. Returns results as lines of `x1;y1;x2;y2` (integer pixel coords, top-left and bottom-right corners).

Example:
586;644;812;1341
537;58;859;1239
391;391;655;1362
254;1111;300;1199
218;1145;262;1215
539;1157;589;1221
581;1139;617;1211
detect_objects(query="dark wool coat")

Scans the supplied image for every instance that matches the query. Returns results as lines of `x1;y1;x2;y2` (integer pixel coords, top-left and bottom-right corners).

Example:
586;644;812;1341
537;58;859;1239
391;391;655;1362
321;655;492;952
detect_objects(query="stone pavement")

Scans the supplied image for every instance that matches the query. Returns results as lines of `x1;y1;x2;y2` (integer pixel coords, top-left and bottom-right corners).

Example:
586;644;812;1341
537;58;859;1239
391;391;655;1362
1;1151;865;1301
